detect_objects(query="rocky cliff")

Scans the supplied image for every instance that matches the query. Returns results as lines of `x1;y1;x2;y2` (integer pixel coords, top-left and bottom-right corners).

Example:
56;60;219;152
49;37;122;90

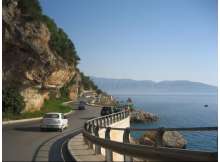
2;0;84;112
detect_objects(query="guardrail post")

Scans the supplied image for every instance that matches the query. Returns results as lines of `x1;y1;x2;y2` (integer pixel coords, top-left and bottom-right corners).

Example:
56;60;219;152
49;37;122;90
97;119;100;127
125;110;128;117
100;118;103;127
94;125;101;154
92;120;95;127
96;119;99;127
83;123;89;145
99;119;102;127
88;124;93;149
105;127;113;162
123;128;133;162
106;116;110;126
110;115;113;124
155;127;165;147
103;118;106;127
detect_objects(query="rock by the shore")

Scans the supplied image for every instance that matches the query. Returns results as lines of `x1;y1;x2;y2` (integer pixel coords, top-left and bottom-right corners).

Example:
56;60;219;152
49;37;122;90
129;136;139;144
138;131;157;146
162;131;187;149
137;130;187;149
130;111;159;123
139;136;155;146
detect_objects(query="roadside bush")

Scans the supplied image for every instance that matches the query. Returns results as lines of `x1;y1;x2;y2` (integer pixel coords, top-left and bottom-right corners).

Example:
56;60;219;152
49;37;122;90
3;87;25;114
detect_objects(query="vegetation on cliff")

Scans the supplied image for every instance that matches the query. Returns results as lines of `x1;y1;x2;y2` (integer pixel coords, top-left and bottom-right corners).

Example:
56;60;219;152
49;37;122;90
3;87;25;114
80;72;103;94
15;0;80;65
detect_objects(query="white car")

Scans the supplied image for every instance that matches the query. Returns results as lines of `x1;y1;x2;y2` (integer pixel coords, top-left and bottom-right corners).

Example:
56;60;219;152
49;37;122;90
40;112;68;131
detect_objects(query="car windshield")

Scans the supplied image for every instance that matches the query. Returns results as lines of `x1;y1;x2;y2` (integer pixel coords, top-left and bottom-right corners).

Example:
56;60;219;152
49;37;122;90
44;114;59;118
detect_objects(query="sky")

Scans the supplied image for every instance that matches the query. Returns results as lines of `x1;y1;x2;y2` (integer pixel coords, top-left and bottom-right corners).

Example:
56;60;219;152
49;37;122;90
40;0;217;86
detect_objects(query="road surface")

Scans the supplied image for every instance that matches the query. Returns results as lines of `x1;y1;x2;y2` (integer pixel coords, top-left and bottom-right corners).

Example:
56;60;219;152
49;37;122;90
3;103;102;161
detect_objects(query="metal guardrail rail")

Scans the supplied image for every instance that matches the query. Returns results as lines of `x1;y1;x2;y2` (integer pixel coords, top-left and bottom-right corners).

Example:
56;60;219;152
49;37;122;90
83;111;217;162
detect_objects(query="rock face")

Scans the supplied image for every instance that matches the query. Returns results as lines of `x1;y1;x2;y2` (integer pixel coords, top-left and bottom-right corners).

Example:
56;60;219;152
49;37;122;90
130;111;159;123
20;88;49;112
68;72;81;101
137;130;187;149
2;0;79;111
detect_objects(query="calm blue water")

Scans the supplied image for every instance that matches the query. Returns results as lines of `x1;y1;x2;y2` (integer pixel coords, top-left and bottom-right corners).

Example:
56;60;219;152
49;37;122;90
115;94;218;151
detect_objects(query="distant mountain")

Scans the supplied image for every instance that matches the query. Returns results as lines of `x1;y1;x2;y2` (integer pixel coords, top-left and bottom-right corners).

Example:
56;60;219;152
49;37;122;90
91;77;218;95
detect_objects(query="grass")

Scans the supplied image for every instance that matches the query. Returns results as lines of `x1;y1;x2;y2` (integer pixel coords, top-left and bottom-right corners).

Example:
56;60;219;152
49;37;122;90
3;98;73;121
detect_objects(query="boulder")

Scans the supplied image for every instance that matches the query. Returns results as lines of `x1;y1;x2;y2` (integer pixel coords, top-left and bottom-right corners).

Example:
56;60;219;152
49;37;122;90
137;130;187;149
139;136;155;146
129;136;139;144
162;131;187;149
142;131;157;141
135;131;157;146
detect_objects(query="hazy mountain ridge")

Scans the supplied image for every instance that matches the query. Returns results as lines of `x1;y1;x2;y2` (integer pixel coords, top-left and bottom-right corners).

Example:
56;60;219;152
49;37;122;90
91;77;217;95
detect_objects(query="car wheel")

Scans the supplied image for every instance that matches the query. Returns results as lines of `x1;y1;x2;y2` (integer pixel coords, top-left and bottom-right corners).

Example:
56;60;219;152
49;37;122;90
40;128;45;131
59;127;64;132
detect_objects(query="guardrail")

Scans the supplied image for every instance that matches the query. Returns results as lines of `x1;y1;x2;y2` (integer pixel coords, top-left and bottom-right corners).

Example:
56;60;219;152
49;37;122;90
83;111;217;162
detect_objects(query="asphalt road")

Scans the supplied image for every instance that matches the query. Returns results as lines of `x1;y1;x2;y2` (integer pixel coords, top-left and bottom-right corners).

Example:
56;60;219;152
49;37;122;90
2;103;102;162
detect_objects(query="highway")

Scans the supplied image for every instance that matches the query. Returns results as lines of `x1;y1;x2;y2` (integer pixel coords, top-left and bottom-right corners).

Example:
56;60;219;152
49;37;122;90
2;103;102;162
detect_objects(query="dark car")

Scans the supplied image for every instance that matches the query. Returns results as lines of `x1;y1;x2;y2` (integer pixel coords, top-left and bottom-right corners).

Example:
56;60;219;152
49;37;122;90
112;107;122;113
78;101;86;110
100;107;113;116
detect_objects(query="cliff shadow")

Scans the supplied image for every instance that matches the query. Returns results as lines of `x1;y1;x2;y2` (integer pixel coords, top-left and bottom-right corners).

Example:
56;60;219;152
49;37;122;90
14;126;59;132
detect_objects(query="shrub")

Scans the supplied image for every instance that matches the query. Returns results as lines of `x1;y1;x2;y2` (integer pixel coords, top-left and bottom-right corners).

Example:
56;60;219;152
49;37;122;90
18;0;42;20
3;87;25;114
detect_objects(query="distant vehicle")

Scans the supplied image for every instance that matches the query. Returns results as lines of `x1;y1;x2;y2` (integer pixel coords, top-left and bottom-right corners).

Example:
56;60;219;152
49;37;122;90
40;112;68;132
204;104;208;107
112;107;122;113
101;107;113;116
78;101;86;110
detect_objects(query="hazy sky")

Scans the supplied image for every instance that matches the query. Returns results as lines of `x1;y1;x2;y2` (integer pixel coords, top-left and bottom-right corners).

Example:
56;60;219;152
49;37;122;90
40;0;217;86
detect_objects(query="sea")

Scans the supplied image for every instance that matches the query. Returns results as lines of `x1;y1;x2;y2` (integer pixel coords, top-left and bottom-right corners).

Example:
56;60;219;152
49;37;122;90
115;94;218;152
